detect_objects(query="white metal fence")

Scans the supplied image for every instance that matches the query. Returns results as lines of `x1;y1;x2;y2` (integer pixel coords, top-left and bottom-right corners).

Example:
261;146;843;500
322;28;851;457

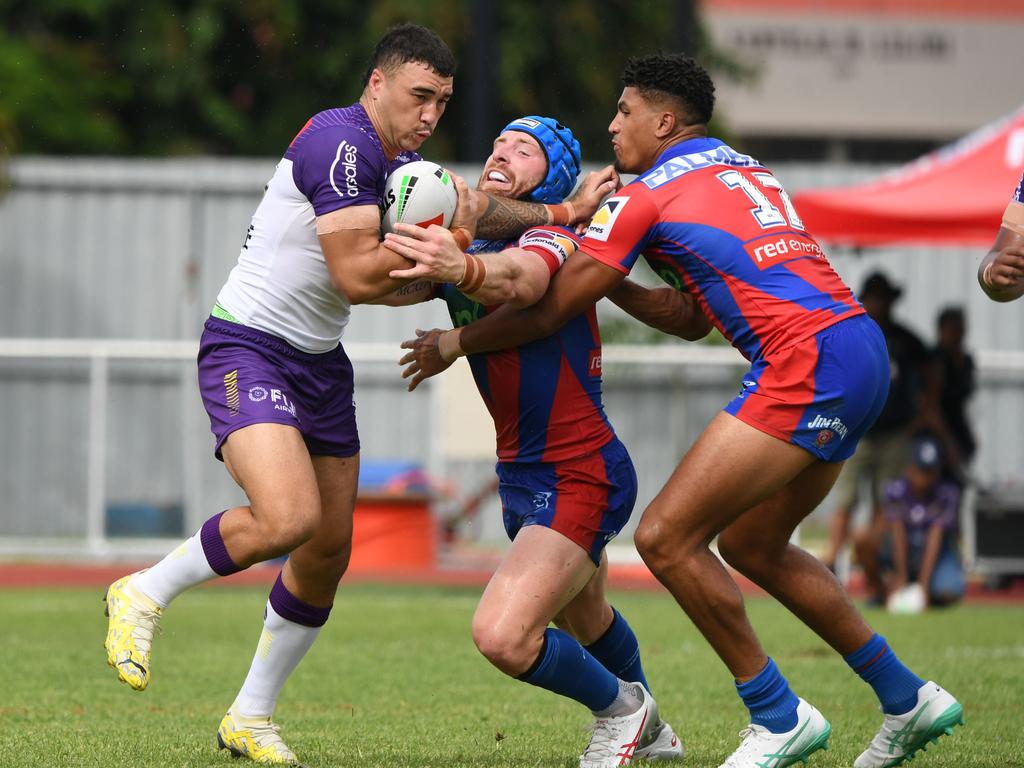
1;157;1022;561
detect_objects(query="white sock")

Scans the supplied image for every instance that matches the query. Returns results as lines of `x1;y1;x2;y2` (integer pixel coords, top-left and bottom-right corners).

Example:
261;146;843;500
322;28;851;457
233;602;322;718
594;679;644;718
134;530;217;608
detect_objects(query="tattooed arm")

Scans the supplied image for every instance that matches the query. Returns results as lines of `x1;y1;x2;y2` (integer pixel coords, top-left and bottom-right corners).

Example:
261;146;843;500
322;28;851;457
473;165;619;239
365;279;438;306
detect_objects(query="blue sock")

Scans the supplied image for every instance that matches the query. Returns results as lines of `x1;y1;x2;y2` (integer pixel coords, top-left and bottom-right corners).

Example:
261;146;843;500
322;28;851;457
844;634;925;715
584;608;651;694
736;658;800;733
519;628;619;712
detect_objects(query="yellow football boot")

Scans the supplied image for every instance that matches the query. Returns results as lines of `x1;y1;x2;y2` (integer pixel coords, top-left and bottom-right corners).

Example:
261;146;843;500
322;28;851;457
218;706;303;765
103;572;162;691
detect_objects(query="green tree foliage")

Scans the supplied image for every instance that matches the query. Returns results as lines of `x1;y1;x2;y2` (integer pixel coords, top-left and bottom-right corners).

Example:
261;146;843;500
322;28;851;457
0;0;739;159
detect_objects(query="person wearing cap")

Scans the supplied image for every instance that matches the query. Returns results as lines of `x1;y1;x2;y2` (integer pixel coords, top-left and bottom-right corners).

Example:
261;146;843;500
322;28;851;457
822;270;940;577
978;168;1024;302
856;436;966;607
377;116;689;767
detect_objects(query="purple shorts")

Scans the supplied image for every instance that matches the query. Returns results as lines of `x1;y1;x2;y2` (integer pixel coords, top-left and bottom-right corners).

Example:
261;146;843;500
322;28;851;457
197;317;359;461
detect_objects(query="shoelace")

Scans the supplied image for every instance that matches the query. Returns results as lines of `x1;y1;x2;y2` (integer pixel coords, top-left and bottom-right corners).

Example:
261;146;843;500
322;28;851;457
868;716;907;756
720;726;763;768
247;720;297;759
124;602;162;655
581;719;619;763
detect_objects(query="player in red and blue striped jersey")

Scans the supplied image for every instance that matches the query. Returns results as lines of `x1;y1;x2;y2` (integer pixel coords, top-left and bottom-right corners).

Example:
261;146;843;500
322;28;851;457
380;116;690;767
978;168;1024;301
401;56;962;768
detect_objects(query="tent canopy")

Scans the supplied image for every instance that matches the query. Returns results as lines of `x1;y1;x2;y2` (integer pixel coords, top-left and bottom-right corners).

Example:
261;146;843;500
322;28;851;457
792;107;1024;247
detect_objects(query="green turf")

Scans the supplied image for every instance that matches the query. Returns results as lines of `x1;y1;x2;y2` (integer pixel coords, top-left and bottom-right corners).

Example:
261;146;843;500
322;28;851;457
0;583;1020;767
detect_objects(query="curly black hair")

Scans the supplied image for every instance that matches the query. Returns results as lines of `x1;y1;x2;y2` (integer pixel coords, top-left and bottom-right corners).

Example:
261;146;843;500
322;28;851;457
362;24;456;86
621;53;715;125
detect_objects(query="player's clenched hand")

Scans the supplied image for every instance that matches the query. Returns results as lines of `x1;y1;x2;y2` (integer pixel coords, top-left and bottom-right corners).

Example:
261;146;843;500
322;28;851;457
385;224;465;282
985;245;1024;291
568;165;621;223
448;173;479;238
399;328;454;391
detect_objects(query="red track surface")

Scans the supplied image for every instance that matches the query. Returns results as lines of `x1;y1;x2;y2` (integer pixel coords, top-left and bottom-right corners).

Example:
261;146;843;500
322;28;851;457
1;560;1021;604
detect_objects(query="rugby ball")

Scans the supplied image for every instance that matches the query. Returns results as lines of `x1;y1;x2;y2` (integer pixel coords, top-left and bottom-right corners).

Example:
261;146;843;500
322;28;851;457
887;583;926;614
381;160;458;234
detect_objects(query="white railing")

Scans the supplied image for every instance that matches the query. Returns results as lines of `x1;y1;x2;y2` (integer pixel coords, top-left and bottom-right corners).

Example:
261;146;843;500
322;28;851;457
2;337;1023;559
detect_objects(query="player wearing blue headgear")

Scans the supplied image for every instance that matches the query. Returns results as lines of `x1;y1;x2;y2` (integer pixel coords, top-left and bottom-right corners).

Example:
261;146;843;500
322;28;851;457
500;116;582;203
378;117;695;767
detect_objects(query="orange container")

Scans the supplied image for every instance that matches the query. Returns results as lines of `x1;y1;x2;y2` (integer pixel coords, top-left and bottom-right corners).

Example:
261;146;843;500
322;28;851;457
348;492;436;571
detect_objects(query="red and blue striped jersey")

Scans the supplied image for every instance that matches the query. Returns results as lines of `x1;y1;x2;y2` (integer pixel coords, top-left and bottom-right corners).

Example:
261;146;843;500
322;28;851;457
583;138;864;362
438;227;615;463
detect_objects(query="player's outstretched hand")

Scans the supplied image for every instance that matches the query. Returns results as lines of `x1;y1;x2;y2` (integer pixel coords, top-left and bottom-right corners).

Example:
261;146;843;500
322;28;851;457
385;224;465;282
568;165;620;224
399;328;454;391
449;173;479;238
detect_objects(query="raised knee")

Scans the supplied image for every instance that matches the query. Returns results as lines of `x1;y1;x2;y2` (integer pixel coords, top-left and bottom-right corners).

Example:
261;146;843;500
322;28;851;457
260;508;318;554
471;620;538;676
634;517;679;576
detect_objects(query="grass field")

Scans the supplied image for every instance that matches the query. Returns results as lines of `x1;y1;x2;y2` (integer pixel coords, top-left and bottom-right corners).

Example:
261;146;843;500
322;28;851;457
1;583;1021;767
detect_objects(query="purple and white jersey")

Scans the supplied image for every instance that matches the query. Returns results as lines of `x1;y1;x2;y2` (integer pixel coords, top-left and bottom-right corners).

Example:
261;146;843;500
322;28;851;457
882;476;960;552
1013;170;1024;205
216;103;418;352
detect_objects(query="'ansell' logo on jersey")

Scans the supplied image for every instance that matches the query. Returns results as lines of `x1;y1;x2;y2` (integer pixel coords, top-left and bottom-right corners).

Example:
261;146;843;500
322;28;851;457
331;140;360;198
585;197;629;242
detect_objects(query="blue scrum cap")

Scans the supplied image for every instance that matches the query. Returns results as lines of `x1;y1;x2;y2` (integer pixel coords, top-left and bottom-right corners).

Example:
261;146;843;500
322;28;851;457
502;116;582;204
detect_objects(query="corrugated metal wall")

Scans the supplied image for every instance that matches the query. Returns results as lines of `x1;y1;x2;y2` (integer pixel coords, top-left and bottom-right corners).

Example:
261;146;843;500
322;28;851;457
0;157;1020;549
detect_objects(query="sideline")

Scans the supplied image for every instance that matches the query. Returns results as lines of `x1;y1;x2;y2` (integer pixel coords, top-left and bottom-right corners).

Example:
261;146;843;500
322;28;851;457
1;560;1021;605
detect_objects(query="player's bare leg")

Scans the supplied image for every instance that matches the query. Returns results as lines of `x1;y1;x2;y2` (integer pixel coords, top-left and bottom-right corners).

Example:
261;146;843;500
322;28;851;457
635;412;961;767
634;412;832;766
218;424;326;567
219;451;359;765
715;459;874;656
556;556;684;762
105;423;322;692
473;525;600;677
473;526;661;766
634;412;819;678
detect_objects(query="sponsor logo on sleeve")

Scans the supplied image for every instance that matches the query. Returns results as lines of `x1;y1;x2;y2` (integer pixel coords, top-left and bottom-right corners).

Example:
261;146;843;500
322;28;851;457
330;140;360;198
519;229;577;265
584;196;629;242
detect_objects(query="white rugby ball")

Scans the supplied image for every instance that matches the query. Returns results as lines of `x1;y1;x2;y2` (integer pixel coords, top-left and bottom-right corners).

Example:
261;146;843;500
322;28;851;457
381;160;458;234
886;583;926;614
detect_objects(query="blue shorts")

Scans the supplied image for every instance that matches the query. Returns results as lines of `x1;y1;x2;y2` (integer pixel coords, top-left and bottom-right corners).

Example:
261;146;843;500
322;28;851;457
725;313;889;462
197;317;360;460
495;437;637;566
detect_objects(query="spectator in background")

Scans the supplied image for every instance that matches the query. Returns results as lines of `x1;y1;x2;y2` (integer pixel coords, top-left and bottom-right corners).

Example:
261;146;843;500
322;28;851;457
822;271;939;577
978;169;1024;302
931;306;976;485
856;436;966;608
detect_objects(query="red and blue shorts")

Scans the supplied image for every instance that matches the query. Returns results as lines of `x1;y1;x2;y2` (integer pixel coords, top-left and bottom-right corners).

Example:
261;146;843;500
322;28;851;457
724;313;889;462
495;437;637;566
